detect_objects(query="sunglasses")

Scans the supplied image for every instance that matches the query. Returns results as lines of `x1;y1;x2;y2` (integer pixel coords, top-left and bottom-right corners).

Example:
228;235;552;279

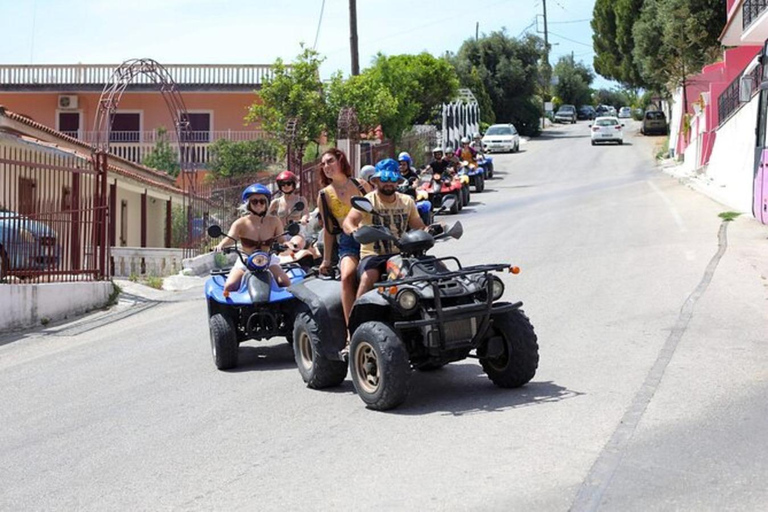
249;198;268;206
278;181;295;188
377;171;400;183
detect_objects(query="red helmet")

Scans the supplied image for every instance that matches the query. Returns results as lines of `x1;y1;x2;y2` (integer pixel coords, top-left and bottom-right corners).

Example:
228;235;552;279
276;170;297;184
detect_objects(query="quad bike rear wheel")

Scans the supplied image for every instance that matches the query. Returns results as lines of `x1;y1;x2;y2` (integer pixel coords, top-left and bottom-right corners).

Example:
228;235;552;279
293;311;348;388
449;194;460;214
480;306;538;388
486;163;494;179
209;313;238;370
349;321;411;410
475;173;485;193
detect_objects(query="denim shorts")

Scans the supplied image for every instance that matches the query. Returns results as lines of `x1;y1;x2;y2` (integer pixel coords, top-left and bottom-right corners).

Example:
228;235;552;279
337;232;360;261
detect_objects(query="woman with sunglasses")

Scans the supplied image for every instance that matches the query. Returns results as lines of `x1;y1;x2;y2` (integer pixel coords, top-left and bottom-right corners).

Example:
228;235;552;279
268;170;309;229
215;183;292;294
316;148;372;326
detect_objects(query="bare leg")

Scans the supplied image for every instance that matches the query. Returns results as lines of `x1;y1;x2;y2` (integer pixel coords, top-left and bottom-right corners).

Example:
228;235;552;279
357;268;382;298
270;264;292;287
339;256;359;326
223;267;245;293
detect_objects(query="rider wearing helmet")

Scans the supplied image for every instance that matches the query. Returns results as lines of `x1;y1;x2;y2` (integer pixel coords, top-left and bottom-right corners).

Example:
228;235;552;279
268;171;309;239
397;151;419;182
359;164;376;183
215;183;292;293
343;158;430;297
425;146;451;177
455;136;478;166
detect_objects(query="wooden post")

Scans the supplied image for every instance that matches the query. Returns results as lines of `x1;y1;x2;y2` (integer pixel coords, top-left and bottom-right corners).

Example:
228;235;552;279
165;197;172;248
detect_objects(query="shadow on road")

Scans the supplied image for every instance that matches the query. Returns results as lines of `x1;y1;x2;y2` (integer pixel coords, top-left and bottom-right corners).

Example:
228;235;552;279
227;342;297;372
388;364;583;416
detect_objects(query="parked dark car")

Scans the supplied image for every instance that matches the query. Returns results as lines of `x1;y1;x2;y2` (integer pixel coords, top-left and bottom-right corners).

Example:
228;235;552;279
578;105;596;120
595;104;611;117
554;105;577;124
641;110;668;135
0;209;60;280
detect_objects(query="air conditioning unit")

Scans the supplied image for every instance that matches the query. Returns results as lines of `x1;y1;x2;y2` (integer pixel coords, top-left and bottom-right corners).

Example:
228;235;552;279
58;95;78;110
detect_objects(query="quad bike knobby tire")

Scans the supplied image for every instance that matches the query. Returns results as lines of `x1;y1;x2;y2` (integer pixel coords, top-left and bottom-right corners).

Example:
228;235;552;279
293;311;348;389
486;163;494;179
461;186;470;207
449;193;460;214
349;321;411;410
475;172;485;193
480;305;539;388
209;313;238;370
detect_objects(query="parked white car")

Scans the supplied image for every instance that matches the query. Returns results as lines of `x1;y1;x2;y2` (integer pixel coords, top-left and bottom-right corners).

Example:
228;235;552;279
590;116;624;145
481;124;520;153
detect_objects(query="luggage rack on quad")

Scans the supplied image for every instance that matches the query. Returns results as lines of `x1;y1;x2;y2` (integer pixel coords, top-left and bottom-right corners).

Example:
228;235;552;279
373;258;521;349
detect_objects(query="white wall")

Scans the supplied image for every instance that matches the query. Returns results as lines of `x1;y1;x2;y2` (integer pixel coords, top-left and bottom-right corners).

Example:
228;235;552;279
705;94;758;212
0;281;112;331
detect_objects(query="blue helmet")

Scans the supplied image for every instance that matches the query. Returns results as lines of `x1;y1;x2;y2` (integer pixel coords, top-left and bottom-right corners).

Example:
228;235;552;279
372;158;401;182
397;152;412;164
241;183;272;203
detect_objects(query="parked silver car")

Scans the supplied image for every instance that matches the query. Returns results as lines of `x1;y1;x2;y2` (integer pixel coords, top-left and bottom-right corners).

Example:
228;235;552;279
554;105;577;124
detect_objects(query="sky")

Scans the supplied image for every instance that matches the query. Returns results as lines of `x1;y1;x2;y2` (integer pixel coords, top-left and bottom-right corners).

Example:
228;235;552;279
2;0;614;89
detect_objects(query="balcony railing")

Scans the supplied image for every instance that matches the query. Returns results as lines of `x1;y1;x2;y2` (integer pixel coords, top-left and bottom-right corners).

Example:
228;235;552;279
0;64;278;87
73;130;270;167
743;0;768;30
718;63;763;126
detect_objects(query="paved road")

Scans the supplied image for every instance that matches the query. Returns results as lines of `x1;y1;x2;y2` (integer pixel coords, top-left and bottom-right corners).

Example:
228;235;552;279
2;120;767;511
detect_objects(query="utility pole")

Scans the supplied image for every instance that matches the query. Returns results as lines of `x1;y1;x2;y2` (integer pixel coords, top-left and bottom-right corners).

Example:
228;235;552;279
542;0;550;130
475;22;479;41
349;0;360;76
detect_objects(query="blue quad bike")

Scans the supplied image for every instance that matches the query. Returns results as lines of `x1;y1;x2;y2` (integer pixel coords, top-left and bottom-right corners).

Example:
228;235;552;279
288;196;539;410
204;210;332;371
458;161;485;195
476;153;494;179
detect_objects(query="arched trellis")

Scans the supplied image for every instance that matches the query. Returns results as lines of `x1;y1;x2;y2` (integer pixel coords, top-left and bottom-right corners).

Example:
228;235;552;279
92;58;195;175
92;58;197;262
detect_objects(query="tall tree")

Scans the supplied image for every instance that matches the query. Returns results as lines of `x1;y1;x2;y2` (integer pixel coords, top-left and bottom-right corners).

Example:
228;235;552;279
633;0;725;110
592;0;621;83
246;45;328;169
326;71;398;138
365;52;459;141
453;31;545;136
553;56;595;107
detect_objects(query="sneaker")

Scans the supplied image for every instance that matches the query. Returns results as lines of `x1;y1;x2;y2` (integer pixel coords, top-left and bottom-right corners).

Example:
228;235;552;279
339;344;350;361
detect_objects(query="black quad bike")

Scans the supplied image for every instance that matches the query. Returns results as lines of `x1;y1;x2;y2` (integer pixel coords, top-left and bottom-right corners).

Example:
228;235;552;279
288;197;539;410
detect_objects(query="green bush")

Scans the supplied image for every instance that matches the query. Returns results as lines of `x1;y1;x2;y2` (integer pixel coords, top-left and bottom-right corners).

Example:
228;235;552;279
145;275;164;290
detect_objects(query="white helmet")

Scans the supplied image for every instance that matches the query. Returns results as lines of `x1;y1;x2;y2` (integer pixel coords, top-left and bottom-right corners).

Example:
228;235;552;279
432;146;444;154
461;136;470;144
360;165;376;181
473;132;481;139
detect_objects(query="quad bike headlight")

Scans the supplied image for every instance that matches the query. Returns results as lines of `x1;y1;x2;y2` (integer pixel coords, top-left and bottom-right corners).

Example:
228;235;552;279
396;289;418;311
491;276;505;301
246;251;270;271
460;175;470;185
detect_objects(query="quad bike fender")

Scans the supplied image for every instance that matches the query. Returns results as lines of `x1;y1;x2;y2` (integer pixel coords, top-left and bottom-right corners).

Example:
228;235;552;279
247;271;272;304
288;277;347;358
348;290;393;334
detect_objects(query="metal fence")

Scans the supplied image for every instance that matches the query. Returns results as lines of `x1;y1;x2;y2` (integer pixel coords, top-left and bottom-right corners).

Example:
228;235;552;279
743;0;768;30
0;136;109;283
718;63;762;126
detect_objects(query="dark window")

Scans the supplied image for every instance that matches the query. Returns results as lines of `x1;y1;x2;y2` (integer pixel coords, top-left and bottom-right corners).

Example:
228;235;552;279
110;113;141;142
646;111;666;120
58;112;80;138
181;113;211;142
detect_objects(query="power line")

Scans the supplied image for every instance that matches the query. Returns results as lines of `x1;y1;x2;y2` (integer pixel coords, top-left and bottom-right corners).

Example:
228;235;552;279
312;0;326;50
549;30;592;48
549;18;590;24
518;19;537;38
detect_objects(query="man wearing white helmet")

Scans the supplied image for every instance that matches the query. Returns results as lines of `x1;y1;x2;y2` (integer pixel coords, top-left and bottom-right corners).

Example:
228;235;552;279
359;164;376;183
425;146;451;178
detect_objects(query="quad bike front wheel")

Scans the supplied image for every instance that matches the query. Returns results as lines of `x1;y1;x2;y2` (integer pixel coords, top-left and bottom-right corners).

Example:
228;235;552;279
349;321;411;410
461;186;470;207
293;311;348;389
209;313;238;370
480;306;539;388
448;194;460;214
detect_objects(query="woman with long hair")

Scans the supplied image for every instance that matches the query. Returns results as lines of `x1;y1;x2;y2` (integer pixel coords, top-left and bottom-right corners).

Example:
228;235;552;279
316;148;372;327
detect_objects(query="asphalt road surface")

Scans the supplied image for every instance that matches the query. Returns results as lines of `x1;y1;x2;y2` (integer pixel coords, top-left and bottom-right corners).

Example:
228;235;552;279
2;120;767;511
